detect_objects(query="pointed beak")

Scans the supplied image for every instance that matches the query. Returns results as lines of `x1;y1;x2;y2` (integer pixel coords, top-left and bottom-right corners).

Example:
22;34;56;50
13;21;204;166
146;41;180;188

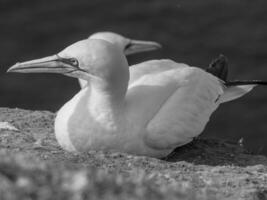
124;39;162;55
7;55;79;75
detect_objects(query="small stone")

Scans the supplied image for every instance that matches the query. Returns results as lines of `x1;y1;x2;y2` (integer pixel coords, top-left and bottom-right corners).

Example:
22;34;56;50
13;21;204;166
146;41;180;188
0;122;19;131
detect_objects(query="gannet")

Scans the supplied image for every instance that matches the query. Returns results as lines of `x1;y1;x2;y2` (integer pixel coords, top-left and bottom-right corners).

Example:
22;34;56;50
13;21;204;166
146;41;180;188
78;32;162;88
7;39;267;158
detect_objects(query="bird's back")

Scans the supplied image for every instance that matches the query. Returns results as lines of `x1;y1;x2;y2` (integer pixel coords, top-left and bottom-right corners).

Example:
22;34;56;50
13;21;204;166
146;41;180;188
125;60;224;155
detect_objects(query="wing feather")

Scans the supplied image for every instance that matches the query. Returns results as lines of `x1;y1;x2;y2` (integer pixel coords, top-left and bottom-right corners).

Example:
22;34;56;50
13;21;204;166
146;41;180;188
144;67;223;150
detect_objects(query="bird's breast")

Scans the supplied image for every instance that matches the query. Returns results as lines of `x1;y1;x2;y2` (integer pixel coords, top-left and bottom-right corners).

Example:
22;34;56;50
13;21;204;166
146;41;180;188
54;87;138;153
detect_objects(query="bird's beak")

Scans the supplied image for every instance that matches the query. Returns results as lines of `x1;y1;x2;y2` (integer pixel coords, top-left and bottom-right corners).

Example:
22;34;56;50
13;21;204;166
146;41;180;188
124;39;162;55
7;54;84;78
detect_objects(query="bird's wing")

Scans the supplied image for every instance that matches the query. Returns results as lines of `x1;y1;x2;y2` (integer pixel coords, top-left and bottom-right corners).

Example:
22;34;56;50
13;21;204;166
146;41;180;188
206;54;228;81
128;59;183;85
126;60;189;128
126;60;223;151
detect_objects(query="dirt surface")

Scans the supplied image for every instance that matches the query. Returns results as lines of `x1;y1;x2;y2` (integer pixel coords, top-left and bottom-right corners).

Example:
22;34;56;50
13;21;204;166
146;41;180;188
0;107;266;200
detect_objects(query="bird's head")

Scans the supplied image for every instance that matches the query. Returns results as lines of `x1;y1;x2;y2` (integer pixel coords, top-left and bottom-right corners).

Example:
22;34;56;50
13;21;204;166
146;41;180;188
7;39;129;87
89;32;162;55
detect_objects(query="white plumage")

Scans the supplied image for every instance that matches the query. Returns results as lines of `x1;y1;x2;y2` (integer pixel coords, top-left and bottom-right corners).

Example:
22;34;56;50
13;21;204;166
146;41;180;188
8;39;261;158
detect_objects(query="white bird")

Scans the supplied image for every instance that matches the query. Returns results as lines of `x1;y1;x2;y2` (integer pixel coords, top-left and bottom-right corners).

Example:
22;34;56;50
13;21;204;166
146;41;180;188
78;32;162;88
7;39;267;158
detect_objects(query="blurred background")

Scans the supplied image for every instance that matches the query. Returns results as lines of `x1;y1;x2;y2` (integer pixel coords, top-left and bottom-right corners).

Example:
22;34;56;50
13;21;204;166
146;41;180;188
1;0;267;155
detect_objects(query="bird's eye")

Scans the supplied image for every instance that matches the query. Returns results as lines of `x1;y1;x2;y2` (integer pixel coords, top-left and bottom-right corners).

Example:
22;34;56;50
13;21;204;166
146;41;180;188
69;58;79;67
124;41;132;51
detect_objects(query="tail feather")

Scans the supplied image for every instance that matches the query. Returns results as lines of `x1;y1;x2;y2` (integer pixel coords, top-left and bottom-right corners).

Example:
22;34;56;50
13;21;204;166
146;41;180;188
218;84;257;104
207;55;267;103
220;80;267;103
226;80;267;86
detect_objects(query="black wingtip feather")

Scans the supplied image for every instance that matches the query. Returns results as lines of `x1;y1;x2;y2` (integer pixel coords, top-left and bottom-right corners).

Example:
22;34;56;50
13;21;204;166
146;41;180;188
206;54;228;81
225;80;267;86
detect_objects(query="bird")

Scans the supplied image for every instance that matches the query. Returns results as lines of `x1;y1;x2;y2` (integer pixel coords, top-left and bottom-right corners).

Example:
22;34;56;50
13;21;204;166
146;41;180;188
78;32;162;88
7;39;267;158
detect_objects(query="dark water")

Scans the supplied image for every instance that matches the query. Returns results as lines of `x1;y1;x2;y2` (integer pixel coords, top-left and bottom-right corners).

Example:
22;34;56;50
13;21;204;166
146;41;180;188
1;0;267;154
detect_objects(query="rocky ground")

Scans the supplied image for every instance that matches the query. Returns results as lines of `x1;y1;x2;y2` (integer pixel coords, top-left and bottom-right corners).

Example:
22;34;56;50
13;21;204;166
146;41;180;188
0;107;266;200
1;1;267;199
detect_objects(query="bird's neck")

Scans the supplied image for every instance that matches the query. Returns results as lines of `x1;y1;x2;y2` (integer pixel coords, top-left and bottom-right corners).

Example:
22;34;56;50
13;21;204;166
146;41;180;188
89;74;127;103
85;77;127;129
89;83;123;113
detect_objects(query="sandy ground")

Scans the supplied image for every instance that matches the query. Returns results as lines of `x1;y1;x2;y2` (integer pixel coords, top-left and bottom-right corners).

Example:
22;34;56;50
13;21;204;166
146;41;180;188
0;107;266;199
